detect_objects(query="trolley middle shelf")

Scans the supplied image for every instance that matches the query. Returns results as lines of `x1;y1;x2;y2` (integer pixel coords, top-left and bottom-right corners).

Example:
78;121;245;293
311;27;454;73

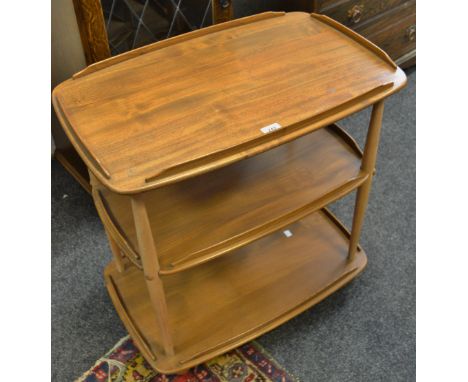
93;123;368;274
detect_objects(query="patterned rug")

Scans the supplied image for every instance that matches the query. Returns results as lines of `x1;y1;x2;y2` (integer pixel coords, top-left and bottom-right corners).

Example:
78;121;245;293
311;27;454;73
76;336;298;382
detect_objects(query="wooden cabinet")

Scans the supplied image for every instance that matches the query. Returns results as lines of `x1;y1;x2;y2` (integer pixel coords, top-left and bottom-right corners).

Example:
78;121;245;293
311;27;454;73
352;1;416;66
52;12;406;373
313;0;416;67
317;0;408;27
233;0;416;68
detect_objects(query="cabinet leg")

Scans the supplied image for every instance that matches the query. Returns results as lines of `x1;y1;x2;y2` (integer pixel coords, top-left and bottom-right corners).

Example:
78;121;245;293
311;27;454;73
348;101;385;261
131;195;175;357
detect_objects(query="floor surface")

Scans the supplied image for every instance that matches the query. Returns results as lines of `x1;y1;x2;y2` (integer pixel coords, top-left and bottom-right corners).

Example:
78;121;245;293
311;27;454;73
52;68;415;382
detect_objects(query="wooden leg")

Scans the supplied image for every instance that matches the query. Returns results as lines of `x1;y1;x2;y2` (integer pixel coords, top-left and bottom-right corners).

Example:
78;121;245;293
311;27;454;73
348;101;385;261
104;228;125;272
348;181;372;261
131;195;175;357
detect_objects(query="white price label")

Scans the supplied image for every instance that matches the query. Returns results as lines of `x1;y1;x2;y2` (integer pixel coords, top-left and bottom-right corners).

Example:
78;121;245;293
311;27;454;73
260;122;282;134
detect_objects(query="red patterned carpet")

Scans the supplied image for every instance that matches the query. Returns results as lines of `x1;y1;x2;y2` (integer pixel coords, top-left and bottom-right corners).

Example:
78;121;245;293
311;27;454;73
76;336;298;382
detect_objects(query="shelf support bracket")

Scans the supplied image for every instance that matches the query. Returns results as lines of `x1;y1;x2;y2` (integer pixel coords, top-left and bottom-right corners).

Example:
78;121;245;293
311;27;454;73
131;195;175;356
89;172;126;272
104;228;126;272
348;100;385;261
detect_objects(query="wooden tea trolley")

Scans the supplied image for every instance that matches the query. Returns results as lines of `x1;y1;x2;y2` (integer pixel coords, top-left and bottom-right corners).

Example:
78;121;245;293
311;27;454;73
52;12;406;373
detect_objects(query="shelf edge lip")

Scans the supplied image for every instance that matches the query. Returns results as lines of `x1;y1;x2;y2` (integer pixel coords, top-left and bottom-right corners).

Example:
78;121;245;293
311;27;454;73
108;257;366;374
57;79;403;195
52;12;408;195
92;188;143;269
56;78;404;194
52;91;112;184
72;12;286;80
159;172;369;275
105;269;157;361
178;266;361;366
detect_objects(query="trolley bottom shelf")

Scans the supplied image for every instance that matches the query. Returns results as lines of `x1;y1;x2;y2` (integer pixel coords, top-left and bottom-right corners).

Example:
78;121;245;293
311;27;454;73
104;208;367;373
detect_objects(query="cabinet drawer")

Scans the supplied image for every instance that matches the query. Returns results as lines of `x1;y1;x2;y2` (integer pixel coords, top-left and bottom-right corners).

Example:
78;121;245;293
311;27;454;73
319;0;408;28
355;1;415;60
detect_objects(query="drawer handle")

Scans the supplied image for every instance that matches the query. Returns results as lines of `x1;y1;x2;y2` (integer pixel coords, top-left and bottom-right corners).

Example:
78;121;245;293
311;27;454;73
406;25;416;41
348;5;363;24
220;0;230;9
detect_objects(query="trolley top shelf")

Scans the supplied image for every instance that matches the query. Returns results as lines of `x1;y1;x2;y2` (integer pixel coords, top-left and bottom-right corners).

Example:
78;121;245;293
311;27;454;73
52;11;406;194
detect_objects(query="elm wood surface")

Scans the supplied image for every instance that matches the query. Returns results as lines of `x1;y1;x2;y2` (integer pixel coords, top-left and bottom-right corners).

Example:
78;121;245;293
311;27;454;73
52;11;406;194
93;124;367;274
105;210;367;373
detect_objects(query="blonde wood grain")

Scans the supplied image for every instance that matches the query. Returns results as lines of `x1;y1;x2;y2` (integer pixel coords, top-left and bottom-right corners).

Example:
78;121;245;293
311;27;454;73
52;12;406;194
